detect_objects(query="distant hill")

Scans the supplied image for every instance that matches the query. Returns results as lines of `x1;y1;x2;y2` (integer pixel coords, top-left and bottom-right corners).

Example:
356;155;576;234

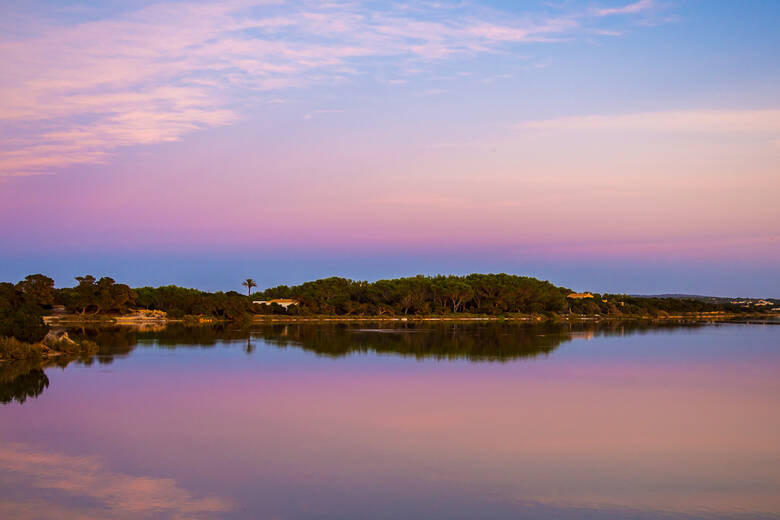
631;294;779;305
631;294;730;302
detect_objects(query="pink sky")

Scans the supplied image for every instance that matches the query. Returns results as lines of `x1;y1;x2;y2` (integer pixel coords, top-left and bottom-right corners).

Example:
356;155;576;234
0;1;778;294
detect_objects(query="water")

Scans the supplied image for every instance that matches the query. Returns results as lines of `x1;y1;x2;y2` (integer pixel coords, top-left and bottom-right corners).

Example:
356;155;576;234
1;322;779;519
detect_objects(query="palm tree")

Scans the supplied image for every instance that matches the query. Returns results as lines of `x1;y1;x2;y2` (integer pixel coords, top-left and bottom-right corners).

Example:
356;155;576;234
242;278;257;297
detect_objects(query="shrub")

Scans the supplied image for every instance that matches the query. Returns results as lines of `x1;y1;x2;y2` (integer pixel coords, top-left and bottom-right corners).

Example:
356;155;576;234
79;340;100;356
0;336;41;361
0;282;49;343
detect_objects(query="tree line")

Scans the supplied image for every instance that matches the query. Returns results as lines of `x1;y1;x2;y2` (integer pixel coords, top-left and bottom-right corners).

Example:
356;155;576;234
0;273;771;342
256;274;568;315
252;274;761;317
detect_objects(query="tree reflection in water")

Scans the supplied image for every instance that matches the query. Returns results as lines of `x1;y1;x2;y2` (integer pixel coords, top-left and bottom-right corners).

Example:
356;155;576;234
0;321;707;404
0;359;49;404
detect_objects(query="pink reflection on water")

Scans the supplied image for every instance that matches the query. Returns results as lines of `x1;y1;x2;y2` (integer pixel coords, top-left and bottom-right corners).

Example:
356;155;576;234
0;443;232;519
2;346;780;518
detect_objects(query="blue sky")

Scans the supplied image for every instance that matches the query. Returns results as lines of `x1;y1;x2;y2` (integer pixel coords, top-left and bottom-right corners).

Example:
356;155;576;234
0;0;778;295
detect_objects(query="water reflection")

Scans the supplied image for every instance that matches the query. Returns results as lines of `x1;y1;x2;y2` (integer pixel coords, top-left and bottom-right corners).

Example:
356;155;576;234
0;321;712;404
1;322;779;519
0;442;231;519
69;321;716;362
0;362;48;405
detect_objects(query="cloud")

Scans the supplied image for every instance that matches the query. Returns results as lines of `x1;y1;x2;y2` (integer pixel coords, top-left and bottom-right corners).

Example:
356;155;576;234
595;0;655;17
480;73;512;84
0;443;232;519
0;0;665;176
304;109;344;120
590;28;624;36
516;109;780;134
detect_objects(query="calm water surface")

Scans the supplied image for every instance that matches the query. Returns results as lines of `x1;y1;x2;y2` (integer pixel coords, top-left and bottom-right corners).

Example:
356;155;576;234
1;322;779;519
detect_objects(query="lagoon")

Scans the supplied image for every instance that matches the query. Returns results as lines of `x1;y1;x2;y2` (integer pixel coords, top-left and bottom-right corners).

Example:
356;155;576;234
1;322;779;519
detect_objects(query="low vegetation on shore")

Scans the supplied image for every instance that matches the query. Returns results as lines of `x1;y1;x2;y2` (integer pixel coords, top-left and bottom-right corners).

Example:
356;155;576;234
0;277;100;363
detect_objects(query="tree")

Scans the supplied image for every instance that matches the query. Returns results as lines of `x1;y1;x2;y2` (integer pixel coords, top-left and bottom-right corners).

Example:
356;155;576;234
73;275;97;315
242;279;257;297
93;277;136;314
0;283;49;343
16;274;55;307
440;279;474;313
95;277;117;313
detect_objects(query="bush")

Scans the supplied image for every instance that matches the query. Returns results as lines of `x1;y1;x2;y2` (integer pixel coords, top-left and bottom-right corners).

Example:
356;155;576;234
79;340;100;356
0;336;41;361
0;282;49;343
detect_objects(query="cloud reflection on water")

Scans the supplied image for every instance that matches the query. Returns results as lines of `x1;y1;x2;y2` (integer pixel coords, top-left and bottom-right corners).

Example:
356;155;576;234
0;443;231;519
1;323;780;518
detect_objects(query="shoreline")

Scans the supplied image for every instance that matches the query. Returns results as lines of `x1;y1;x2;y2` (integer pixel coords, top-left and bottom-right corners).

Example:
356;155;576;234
43;312;780;326
6;313;778;368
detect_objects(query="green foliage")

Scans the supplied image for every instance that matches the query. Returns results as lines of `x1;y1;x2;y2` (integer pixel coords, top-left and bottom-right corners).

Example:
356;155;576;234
565;293;757;317
241;278;257;296
15;274;55;307
252;274;775;317
1;273;773;326
57;275;136;315
253;273;569;316
0;336;43;361
134;286;251;321
0;282;49;343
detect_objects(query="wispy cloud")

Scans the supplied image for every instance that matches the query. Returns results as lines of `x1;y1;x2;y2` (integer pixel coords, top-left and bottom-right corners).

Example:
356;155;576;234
595;0;655;17
590;28;624;36
516;109;780;134
0;0;666;176
480;73;512;84
304;109;344;120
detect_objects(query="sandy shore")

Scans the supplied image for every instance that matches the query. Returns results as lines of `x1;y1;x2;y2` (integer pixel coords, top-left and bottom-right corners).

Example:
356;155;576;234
43;312;780;326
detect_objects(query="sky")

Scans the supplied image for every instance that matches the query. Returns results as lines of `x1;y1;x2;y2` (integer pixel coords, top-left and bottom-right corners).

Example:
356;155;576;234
0;0;778;296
